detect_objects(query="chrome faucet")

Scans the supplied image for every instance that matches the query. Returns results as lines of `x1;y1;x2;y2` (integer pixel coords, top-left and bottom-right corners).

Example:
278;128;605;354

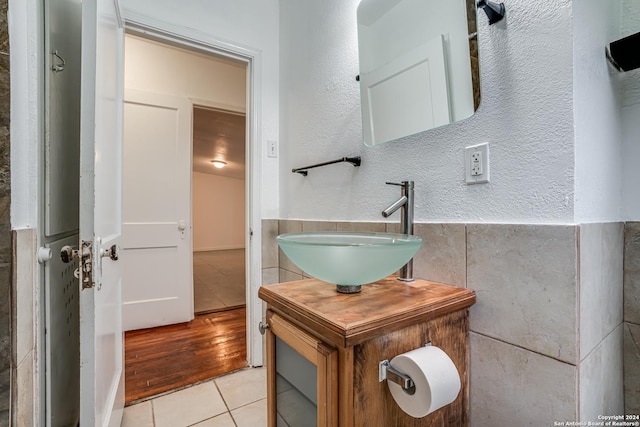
382;181;415;282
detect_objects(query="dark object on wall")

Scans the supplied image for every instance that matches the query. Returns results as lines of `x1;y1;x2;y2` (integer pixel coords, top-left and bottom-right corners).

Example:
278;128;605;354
477;0;505;25
292;156;361;176
607;31;640;72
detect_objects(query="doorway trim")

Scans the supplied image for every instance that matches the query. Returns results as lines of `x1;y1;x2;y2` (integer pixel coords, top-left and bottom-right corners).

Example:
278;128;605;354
123;14;264;366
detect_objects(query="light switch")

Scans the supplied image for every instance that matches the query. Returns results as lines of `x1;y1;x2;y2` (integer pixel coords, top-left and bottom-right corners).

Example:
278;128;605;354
267;140;278;158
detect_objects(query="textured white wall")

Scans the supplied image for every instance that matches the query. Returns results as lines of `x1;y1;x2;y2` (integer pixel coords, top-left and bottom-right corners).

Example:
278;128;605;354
621;0;640;220
280;0;576;224
573;0;623;223
192;172;245;251
122;0;280;218
12;0;637;224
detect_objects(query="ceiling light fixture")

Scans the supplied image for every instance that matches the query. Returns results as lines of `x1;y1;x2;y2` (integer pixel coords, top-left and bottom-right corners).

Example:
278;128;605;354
211;160;227;169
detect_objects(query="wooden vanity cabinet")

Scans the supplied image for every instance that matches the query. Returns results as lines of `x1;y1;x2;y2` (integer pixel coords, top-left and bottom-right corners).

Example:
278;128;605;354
265;311;338;426
259;277;476;427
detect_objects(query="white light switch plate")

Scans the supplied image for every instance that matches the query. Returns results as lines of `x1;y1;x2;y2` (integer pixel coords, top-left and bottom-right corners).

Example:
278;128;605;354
267;140;278;158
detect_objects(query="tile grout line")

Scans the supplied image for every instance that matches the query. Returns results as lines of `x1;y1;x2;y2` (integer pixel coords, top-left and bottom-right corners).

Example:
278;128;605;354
212;378;236;426
151;399;157;427
212;368;267;426
470;330;579;367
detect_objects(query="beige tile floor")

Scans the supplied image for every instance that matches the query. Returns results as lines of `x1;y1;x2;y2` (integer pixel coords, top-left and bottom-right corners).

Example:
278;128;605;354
193;249;246;313
121;367;267;427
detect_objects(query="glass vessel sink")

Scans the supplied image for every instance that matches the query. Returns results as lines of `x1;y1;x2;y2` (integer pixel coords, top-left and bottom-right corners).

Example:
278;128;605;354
277;231;422;293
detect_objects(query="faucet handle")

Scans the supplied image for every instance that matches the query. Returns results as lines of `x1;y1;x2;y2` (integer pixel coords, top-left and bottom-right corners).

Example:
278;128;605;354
386;181;414;188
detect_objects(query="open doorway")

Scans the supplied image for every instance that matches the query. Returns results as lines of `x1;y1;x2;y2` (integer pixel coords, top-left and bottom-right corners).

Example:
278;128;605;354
192;107;247;314
122;32;255;404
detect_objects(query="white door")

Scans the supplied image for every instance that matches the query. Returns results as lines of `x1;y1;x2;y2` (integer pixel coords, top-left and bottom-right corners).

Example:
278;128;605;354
122;90;193;331
78;0;125;425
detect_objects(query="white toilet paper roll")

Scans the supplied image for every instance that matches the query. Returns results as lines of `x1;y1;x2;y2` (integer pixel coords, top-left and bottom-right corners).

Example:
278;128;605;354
387;345;461;418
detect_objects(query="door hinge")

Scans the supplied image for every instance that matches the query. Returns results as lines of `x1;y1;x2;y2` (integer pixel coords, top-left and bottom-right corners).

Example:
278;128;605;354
249;228;254;240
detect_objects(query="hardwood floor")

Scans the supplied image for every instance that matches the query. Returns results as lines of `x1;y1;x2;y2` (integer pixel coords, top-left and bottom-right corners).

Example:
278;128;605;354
124;307;248;404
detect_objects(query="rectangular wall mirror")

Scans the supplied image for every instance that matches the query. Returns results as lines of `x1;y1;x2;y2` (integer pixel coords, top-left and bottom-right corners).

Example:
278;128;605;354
357;0;480;146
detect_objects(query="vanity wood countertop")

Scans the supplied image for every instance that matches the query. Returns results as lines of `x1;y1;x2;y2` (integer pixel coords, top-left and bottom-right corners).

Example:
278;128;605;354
259;276;476;349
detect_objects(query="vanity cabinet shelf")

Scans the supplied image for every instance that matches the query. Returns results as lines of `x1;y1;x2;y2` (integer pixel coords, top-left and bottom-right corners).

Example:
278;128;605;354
259;276;476;427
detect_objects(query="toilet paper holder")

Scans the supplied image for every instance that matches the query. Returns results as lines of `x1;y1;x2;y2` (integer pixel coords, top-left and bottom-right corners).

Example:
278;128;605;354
379;360;416;394
379;343;432;394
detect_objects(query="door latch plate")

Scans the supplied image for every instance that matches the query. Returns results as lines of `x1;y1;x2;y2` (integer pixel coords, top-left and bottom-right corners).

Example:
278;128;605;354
60;241;95;289
80;240;95;289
